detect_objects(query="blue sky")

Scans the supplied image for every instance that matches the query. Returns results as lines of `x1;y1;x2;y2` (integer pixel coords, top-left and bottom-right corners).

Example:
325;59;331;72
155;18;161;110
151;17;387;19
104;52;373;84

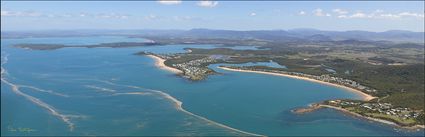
1;1;424;32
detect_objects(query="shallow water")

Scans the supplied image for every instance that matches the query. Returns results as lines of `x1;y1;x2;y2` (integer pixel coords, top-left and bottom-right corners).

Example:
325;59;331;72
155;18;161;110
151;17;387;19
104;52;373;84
1;36;423;136
219;60;287;69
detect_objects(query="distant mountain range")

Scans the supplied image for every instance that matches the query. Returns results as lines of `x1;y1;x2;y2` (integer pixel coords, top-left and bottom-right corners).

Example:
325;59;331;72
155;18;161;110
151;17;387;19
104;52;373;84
2;28;424;43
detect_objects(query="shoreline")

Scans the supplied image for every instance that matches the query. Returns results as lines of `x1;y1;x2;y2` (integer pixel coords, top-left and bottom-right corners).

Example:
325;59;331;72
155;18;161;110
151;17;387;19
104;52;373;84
218;66;424;130
218;66;376;101
319;105;425;130
146;55;183;74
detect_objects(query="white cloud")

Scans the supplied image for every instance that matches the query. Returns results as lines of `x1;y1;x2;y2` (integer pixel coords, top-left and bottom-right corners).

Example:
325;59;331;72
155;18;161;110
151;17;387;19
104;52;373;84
0;10;7;16
78;12;93;17
1;10;130;19
1;10;15;16
157;0;182;5
250;12;256;16
312;8;331;17
59;14;74;18
337;15;348;18
1;10;43;17
313;8;323;16
79;13;88;17
398;12;424;18
273;9;282;13
338;12;375;19
332;9;348;14
379;14;401;19
95;13;129;19
309;9;424;20
197;1;218;8
144;14;160;21
173;16;204;21
374;9;384;13
350;12;367;18
298;11;306;15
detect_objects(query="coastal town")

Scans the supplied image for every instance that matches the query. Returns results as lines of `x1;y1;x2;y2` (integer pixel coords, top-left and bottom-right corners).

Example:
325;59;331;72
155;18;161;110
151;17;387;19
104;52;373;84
146;51;425;125
323;99;424;127
171;56;218;80
139;52;221;81
137;51;424;129
221;66;424;128
222;66;377;94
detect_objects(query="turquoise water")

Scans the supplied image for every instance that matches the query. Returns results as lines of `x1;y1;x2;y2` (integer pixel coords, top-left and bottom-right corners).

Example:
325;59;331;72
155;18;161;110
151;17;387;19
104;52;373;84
325;68;337;73
219;60;287;69
1;36;423;136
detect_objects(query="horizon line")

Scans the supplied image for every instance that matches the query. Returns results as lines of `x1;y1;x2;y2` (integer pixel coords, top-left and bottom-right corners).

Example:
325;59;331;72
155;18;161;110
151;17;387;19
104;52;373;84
1;28;424;33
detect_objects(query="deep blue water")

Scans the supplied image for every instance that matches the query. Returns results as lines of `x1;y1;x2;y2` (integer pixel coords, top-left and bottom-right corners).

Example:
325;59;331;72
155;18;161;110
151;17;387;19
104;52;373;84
1;36;423;136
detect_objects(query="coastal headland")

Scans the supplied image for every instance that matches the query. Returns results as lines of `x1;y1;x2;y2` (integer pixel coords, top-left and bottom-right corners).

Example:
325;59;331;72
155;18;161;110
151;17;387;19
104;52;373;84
293;104;425;130
217;66;424;130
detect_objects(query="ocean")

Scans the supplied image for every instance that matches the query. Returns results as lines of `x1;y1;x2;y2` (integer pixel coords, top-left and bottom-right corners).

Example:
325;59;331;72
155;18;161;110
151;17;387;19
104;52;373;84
1;36;423;136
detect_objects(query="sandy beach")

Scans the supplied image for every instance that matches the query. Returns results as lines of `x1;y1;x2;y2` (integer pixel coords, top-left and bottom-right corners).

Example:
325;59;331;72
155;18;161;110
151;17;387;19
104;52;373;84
232;65;425;130
146;55;183;74
218;66;376;101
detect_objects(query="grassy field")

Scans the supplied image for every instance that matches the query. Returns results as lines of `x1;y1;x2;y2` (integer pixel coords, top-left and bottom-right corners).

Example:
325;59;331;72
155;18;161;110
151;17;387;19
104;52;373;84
366;113;417;126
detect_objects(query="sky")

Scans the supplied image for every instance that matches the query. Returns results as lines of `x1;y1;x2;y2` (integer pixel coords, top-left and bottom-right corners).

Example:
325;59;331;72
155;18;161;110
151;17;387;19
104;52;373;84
1;1;424;32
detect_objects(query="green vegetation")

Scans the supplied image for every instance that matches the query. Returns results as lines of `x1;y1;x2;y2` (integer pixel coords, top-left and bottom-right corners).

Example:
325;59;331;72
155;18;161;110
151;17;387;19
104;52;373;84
148;42;424;123
323;100;424;127
16;33;424;127
366;113;416;126
14;42;158;50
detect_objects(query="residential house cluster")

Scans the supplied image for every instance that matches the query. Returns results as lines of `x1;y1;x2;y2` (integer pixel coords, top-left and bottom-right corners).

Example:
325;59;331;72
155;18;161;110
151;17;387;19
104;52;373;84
172;56;218;80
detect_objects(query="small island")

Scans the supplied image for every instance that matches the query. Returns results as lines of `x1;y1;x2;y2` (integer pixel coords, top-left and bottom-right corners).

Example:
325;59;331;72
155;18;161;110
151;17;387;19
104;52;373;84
14;42;159;50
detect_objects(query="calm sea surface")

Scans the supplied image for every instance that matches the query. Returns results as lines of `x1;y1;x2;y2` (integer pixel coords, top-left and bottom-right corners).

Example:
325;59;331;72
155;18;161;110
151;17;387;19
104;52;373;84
1;36;423;136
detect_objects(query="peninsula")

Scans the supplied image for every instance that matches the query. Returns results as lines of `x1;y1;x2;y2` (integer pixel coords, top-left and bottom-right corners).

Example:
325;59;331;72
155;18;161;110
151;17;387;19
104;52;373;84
218;66;424;129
